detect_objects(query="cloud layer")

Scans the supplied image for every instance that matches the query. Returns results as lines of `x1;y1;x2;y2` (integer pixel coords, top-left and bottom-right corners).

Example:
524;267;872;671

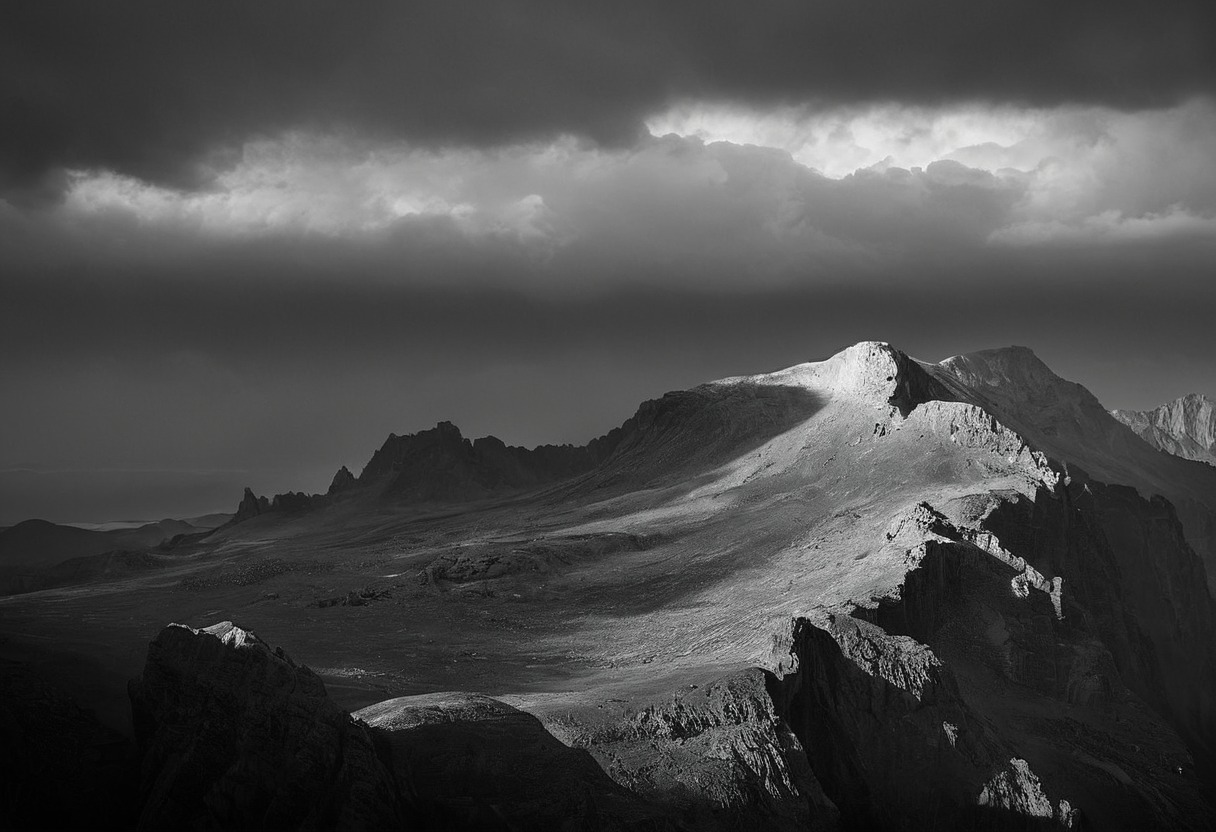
7;97;1210;294
4;0;1216;197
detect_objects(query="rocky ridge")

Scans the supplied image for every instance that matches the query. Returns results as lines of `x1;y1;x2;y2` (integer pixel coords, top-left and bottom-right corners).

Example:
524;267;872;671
128;621;835;830
926;346;1216;595
357;420;620;501
1113;393;1216;467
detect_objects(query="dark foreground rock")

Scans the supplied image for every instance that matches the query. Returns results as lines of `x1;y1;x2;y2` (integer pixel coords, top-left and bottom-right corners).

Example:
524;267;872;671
357;692;677;830
128;621;409;831
125;621;843;831
0;659;136;831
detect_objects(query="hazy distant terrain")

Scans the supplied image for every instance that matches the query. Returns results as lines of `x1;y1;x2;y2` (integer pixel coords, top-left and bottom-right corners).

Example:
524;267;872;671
0;468;312;528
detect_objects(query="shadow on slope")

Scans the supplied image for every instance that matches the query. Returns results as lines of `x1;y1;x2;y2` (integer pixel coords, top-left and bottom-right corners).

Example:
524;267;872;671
928;346;1216;594
565;382;827;498
358;693;677;830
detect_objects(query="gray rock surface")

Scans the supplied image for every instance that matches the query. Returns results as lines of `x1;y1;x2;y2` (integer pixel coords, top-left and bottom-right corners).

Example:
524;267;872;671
232;486;270;524
327;465;357;494
1113;393;1216;467
128;621;409;831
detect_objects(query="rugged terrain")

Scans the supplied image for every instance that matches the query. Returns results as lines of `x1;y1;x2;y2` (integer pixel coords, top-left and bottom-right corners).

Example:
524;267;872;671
2;341;1215;830
1114;394;1216;468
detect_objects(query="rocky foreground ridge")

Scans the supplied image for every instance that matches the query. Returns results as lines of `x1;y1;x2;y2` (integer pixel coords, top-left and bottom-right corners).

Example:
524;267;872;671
5;342;1216;830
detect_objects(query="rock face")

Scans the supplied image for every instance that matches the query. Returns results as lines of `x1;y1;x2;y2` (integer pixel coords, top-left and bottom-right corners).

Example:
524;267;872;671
357;692;677;830
358;420;615;502
125;622;839;831
232;486;270;523
983;479;1216;774
777;618;1023;830
928;346;1216;594
224;487;319;526
1113;393;1216;467
327;465;357;495
128;622;408;831
269;490;317;513
760;479;1216;830
570;668;840;831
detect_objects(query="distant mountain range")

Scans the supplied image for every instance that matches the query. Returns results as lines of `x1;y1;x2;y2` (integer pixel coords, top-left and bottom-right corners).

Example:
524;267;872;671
0;516;218;569
1113;393;1216;467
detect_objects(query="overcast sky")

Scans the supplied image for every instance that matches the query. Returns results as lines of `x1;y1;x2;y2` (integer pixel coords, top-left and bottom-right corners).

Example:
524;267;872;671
2;1;1215;523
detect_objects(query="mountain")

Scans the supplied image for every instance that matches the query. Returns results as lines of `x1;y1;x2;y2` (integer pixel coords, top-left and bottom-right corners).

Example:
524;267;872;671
3;341;1216;830
925;346;1216;594
180;512;232;529
357;419;621;501
0;517;205;569
1113;393;1216;467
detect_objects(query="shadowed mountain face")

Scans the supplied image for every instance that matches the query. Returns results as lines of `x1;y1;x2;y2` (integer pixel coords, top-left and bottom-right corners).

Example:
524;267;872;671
3;341;1216;830
357;420;610;500
927;347;1216;595
1113;394;1216;468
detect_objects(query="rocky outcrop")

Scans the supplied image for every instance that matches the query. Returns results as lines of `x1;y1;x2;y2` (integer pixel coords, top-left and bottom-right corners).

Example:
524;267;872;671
764;475;1216;830
569;668;840;831
327;465;357;495
767;614;1068;831
0;659;136;830
358;421;614;502
819;340;955;417
232;486;270;523
224;487;321;526
981;477;1216;772
928;346;1216;595
1113;393;1216;467
125;622;835;831
127;621;409;831
269;490;317;513
358;692;677;830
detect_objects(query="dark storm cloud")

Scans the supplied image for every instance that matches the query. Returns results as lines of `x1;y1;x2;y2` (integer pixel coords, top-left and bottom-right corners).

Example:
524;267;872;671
3;0;1215;196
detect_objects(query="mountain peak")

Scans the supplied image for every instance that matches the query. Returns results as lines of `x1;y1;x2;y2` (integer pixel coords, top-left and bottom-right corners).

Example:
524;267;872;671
723;340;950;416
327;465;357;495
1112;392;1216;466
937;345;1057;390
824;341;952;416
